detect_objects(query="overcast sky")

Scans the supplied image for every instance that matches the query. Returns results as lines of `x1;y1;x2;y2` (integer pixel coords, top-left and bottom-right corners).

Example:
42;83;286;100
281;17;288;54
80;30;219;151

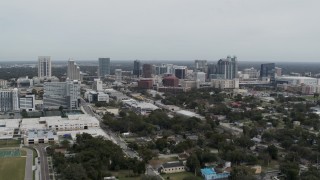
0;0;319;61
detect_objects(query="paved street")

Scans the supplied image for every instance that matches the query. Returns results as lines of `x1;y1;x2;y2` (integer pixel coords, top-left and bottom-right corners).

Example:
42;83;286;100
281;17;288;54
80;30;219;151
80;99;140;159
34;145;50;180
24;148;33;180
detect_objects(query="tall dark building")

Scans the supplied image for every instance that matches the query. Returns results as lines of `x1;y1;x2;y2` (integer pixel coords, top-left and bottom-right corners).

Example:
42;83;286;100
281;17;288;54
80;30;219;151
142;64;152;78
174;67;187;79
133;60;141;77
207;63;217;78
260;63;275;81
217;56;238;79
98;58;110;77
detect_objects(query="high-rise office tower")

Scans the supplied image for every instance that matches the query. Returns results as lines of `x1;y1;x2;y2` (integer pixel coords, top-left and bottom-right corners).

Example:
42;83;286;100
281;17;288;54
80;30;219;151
115;69;122;82
67;58;81;81
43;80;80;110
174;66;187;79
0;88;19;112
142;64;152;78
38;56;52;78
98;58;110;77
207;63;217;79
133;60;141;77
260;63;275;81
195;60;208;73
217;56;238;79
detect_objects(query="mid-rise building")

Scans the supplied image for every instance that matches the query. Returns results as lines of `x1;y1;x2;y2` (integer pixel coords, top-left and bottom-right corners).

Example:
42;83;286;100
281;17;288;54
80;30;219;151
43;80;80;110
275;67;282;77
207;63;217;79
138;79;154;89
142;64;153;78
194;72;206;83
133;60;141;77
19;94;35;111
211;79;239;89
0;80;8;88
260;63;275;81
38;56;51;78
243;67;258;79
115;69;122;82
0;88;19;112
216;56;238;79
155;65;168;75
98;58;110;77
17;76;33;88
163;75;179;87
85;91;109;103
67;58;81;81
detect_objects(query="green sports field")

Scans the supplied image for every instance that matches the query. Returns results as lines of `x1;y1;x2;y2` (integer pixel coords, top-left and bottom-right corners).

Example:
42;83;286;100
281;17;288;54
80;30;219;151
0;157;26;180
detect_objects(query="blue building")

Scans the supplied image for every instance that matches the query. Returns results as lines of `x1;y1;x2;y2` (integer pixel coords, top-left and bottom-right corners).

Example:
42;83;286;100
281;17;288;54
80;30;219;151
201;168;230;180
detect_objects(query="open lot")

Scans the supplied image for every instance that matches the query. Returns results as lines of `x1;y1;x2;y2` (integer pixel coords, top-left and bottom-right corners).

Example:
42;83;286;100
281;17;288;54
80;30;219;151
0;157;26;180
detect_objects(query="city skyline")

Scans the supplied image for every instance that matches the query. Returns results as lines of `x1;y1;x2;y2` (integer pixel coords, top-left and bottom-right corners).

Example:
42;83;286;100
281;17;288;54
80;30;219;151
0;0;320;61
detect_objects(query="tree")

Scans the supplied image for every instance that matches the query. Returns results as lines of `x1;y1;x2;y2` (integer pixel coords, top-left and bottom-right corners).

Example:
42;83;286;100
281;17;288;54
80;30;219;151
60;140;70;148
267;145;278;160
280;162;299;180
186;153;200;175
21;109;28;118
229;165;255;180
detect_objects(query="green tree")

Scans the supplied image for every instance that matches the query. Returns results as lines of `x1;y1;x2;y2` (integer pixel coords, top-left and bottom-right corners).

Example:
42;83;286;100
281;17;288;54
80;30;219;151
280;162;299;180
230;165;255;180
267;145;278;160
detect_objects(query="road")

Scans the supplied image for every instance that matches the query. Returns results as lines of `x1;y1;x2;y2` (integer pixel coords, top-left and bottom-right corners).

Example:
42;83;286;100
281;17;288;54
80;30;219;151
146;165;164;180
24;148;33;180
80;98;140;159
34;145;50;180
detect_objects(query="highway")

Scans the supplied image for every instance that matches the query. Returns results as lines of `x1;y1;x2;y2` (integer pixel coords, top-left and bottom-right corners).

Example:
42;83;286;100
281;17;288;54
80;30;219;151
34;145;50;180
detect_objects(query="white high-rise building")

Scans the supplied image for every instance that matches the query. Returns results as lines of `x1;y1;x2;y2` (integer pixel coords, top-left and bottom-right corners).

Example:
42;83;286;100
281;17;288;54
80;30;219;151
115;69;122;82
67;58;81;81
43;80;80;110
38;56;52;78
0;88;19;112
93;79;103;92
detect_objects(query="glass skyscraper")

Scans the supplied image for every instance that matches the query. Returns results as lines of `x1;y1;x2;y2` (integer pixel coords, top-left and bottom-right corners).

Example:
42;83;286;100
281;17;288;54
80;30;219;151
98;58;110;77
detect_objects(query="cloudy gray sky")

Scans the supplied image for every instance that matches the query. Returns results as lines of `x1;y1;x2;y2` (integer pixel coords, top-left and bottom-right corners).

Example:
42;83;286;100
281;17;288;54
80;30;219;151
0;0;319;61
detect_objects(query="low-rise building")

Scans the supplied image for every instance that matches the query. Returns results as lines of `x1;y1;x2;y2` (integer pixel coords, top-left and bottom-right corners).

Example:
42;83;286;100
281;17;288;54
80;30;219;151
24;129;58;145
0;119;20;139
211;79;239;89
159;161;185;174
122;99;159;115
201;168;230;180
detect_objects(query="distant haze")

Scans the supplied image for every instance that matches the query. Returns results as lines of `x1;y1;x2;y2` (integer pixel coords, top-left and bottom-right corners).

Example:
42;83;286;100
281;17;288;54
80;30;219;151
0;0;319;61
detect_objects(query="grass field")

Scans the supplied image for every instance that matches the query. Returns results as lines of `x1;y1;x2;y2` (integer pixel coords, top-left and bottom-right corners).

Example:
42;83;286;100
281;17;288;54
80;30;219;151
161;172;203;180
0;139;20;148
0;157;26;180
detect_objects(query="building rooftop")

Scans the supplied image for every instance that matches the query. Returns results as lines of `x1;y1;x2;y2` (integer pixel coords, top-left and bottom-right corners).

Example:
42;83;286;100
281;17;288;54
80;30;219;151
162;161;184;168
27;129;56;139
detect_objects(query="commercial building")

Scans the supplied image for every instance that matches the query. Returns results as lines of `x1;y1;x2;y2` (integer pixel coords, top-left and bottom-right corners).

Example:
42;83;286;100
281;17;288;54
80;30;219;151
0;119;20;139
260;63;275;81
84;91;109;103
98;58;111;77
155;64;168;75
38;56;52;78
93;78;103;92
0;88;19;112
207;63;217;79
242;67;258;79
138;79;154;89
24;129;58;145
0;80;7;88
275;67;282;77
163;75;179;87
216;56;238;79
195;60;208;73
174;66;187;79
19;94;35;111
133;60;141;77
115;69;122;82
67;58;81;81
194;72;206;83
211;79;239;89
17;76;33;88
122;99;159;115
43;80;80;110
275;76;320;86
142;64;153;78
